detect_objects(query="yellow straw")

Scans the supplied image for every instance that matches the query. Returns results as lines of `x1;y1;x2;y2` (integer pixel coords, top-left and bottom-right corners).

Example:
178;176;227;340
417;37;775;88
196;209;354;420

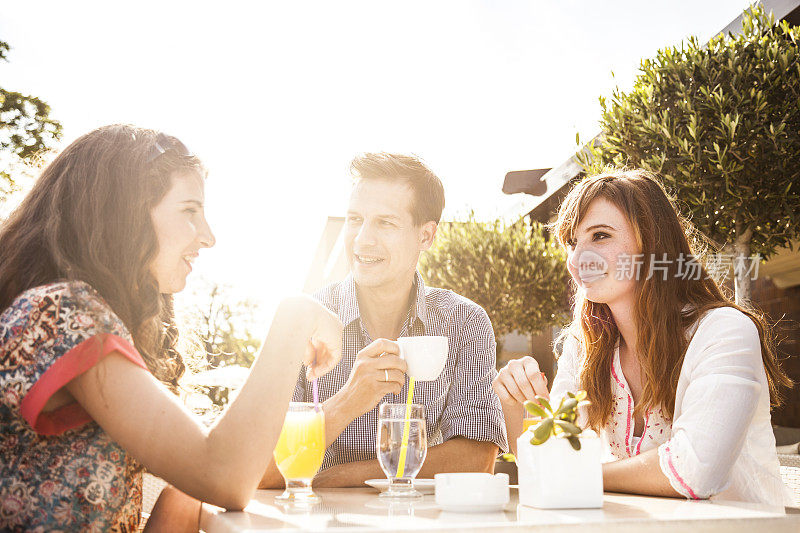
395;377;415;478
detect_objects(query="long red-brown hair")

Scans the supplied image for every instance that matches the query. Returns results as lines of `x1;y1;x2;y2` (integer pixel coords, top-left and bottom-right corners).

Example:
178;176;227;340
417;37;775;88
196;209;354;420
553;169;791;429
0;124;206;388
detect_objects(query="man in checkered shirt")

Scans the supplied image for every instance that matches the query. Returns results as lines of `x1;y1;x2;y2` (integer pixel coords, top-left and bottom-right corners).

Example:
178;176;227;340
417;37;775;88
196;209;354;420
260;153;507;488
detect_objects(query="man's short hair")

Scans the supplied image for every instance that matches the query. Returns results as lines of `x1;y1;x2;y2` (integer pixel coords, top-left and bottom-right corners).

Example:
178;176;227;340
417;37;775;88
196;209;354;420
350;152;445;225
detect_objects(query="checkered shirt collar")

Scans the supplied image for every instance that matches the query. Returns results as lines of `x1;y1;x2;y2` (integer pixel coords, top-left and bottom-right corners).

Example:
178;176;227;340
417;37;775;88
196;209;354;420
336;271;429;332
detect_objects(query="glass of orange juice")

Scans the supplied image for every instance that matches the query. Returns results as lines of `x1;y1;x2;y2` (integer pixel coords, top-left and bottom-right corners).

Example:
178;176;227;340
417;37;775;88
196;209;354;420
273;402;325;504
522;410;541;432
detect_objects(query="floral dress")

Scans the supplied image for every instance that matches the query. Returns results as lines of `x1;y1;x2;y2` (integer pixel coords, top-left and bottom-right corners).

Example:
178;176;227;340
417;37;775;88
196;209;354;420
1;281;148;532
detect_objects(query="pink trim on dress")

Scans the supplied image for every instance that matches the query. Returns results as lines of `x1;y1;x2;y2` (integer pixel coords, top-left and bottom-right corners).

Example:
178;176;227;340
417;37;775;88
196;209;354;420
610;364;634;456
20;334;146;435
664;444;699;500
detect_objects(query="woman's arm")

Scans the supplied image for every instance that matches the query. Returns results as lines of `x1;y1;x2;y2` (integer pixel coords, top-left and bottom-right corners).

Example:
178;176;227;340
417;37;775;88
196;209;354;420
602;448;681;497
67;295;342;510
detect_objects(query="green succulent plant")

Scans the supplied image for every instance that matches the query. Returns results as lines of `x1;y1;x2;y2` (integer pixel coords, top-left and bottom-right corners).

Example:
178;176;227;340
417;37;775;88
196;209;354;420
524;391;591;451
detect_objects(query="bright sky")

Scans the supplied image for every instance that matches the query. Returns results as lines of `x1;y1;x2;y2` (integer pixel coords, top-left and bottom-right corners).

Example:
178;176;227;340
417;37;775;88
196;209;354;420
1;0;754;318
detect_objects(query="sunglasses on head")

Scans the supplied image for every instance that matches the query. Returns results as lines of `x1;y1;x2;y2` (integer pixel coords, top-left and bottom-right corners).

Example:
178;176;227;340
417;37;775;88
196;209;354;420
146;132;193;163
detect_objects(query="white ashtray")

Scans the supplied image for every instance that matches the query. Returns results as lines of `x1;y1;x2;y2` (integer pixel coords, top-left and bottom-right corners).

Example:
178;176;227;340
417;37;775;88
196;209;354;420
365;478;436;495
434;473;510;512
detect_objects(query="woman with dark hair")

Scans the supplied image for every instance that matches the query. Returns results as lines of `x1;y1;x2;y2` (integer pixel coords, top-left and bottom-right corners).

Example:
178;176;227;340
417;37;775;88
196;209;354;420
0;124;343;530
494;169;793;505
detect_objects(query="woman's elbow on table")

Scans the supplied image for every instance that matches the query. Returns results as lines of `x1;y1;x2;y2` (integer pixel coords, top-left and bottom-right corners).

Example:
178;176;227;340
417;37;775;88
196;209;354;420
657;441;733;500
184;463;260;510
203;483;255;511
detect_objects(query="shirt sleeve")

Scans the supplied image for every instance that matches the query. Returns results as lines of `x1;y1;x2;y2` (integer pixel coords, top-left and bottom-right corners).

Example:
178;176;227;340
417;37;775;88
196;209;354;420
657;308;763;500
19;283;147;435
292;368;308;402
438;306;509;452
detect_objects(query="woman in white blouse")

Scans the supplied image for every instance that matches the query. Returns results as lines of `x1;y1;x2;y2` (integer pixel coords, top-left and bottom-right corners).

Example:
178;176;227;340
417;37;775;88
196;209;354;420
494;169;793;505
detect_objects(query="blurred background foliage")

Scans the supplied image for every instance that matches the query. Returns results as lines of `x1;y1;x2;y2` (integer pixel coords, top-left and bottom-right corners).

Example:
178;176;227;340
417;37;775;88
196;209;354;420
0;39;62;207
176;279;262;412
420;214;572;344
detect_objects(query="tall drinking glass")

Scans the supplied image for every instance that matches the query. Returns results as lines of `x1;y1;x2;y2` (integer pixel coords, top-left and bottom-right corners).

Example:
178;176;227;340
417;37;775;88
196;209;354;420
273;402;325;504
376;403;427;499
523;410;541;432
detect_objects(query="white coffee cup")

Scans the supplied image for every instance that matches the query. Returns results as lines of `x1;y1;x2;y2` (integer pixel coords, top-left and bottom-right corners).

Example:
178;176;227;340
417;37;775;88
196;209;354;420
397;336;449;381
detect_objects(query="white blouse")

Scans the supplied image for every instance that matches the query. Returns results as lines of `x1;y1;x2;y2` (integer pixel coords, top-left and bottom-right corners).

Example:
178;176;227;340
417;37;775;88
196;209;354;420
550;306;793;506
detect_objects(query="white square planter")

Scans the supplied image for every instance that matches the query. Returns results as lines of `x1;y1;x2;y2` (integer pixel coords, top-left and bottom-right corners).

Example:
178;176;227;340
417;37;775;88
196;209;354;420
517;429;603;509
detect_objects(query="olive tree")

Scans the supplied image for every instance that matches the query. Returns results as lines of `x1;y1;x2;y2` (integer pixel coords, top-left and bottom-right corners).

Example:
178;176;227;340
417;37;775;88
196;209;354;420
420;215;571;341
579;6;800;302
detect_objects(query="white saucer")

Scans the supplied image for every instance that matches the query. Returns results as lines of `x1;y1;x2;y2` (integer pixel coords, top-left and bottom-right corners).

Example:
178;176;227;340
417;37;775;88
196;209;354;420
365;479;436;495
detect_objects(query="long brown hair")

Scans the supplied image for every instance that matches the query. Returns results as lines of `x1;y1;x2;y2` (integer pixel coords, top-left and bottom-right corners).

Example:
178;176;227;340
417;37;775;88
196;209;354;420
553;169;792;429
0;124;205;388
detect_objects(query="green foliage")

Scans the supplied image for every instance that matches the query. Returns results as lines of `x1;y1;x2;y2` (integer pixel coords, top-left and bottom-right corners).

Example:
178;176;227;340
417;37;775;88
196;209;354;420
579;6;800;259
419;214;571;339
524;390;590;451
194;282;261;369
177;280;261;408
0;39;63;193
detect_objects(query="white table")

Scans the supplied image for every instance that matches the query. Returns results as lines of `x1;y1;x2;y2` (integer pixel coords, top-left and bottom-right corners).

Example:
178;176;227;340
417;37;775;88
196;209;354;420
200;487;800;532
